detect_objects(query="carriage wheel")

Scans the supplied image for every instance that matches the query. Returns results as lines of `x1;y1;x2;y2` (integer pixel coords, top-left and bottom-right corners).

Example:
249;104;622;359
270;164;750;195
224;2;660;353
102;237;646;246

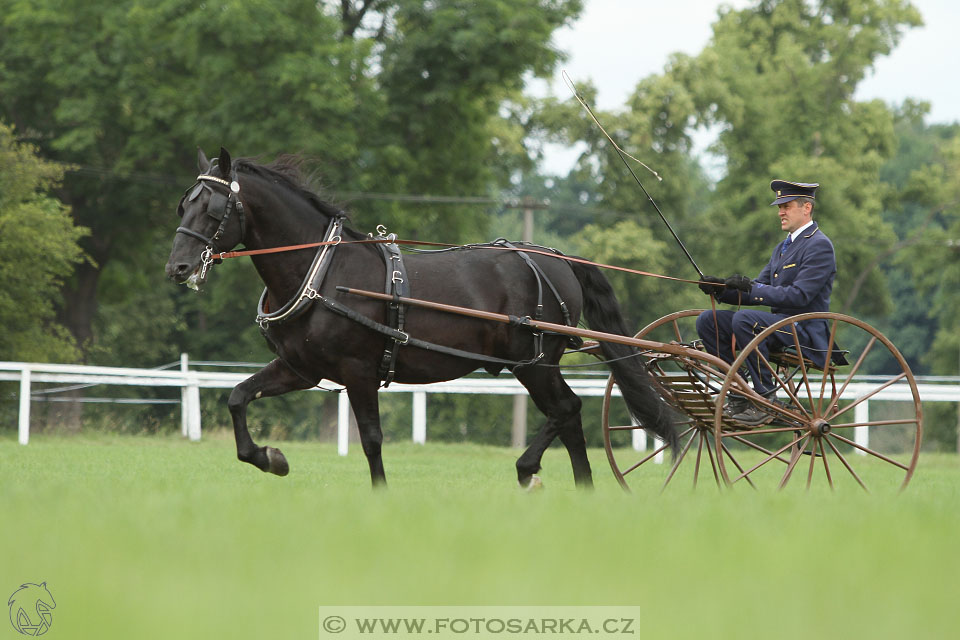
712;313;922;491
602;309;726;491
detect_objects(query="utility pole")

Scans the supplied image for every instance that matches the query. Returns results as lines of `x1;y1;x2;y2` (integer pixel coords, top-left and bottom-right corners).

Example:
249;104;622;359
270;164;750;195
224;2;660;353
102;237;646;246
504;197;549;448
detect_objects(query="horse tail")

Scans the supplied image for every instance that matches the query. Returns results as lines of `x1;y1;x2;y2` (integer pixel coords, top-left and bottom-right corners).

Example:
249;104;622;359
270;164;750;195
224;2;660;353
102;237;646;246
568;259;680;451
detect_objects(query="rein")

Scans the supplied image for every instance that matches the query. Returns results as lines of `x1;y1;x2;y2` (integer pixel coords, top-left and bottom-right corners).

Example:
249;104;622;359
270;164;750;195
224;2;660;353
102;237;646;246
211;235;707;287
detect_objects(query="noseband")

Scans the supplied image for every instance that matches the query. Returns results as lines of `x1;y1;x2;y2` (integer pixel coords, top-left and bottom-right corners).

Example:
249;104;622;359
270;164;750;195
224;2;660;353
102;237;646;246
176;167;246;278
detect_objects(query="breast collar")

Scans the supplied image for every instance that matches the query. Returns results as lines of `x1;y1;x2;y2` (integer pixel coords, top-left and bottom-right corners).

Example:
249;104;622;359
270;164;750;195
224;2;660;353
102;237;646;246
255;214;345;329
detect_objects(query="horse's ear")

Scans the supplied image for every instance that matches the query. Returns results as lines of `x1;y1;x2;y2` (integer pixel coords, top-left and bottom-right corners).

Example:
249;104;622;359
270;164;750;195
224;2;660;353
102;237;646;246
218;147;232;176
197;147;210;173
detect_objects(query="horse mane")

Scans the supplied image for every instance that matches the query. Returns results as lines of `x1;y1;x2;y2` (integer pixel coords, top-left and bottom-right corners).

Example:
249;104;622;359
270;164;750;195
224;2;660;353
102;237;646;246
233;155;350;222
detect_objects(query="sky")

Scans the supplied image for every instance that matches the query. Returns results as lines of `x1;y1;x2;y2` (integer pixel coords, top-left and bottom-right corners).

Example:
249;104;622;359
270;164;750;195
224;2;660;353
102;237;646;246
531;0;957;174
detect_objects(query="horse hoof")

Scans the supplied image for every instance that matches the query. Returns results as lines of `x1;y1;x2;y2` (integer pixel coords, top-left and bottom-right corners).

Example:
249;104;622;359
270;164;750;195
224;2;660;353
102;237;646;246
265;447;289;476
521;475;543;492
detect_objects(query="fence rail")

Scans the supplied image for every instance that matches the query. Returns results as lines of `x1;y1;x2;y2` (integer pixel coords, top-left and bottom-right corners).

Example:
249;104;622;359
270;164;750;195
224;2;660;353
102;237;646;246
3;358;959;456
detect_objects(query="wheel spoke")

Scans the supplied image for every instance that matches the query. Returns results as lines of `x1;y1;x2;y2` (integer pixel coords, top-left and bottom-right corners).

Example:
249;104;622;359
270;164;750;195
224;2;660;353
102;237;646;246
825;373;908;422
721;425;804;437
620;426;695;476
828;336;877;410
788;324;817;416
662;429;698;491
735;433;810;485
819;438;834;489
776;434;811;490
805;438;818;490
817;319;839;416
824;436;869;492
756;349;812;421
720;441;757;488
828;417;921;430
828;433;910;472
670;319;683;342
609;424;644;431
693;431;705;487
729;435;792;465
705;435;722;487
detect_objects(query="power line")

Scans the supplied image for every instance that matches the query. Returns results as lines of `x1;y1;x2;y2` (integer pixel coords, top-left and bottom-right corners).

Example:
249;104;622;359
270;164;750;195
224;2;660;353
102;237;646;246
64;163;644;217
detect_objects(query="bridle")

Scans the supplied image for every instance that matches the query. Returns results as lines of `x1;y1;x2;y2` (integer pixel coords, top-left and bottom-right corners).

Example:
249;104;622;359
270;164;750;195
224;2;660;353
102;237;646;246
175;165;246;279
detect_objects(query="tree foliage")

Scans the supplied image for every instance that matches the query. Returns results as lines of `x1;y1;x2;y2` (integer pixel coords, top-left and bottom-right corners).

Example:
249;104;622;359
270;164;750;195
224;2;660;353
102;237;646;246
0;122;87;361
679;0;922;317
0;0;582;364
539;1;924;323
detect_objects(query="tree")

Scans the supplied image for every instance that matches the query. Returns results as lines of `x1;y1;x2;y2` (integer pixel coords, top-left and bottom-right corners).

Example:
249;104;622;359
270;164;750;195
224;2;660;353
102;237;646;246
671;0;922;316
531;76;715;326
539;0;923;326
0;122;87;362
0;0;582;367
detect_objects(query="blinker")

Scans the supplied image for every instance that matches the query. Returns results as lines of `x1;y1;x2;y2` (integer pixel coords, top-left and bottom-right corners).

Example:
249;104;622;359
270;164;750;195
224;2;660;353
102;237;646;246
207;191;229;221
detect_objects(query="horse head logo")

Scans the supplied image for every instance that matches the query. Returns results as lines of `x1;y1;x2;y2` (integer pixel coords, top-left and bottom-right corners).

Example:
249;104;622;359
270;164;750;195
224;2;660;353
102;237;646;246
7;582;56;636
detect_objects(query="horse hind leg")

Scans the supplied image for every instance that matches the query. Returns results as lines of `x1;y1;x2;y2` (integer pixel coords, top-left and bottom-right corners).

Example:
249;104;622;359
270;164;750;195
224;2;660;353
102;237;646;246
227;358;317;476
514;368;593;489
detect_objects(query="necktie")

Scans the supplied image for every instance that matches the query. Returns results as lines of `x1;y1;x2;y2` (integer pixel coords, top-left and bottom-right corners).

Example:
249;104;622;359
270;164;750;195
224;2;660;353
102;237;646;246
781;235;792;254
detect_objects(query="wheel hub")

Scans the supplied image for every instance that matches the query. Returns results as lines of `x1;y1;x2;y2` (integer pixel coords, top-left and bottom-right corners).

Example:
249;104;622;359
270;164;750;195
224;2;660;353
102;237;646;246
809;418;831;437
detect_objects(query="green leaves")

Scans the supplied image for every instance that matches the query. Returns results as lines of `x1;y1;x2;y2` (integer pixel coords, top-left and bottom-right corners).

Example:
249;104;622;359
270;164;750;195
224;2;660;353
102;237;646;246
0;0;584;364
0;122;87;362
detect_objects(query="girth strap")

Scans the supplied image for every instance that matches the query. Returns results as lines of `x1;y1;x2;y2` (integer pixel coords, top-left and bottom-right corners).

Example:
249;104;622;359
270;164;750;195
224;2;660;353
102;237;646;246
494;239;581;351
376;235;409;386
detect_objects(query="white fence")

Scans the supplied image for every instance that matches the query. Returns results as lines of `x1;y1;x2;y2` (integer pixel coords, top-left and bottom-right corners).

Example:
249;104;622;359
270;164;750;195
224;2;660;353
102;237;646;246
3;358;959;456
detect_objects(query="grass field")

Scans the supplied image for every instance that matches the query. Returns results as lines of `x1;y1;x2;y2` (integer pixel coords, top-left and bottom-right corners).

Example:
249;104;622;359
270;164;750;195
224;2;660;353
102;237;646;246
2;432;960;639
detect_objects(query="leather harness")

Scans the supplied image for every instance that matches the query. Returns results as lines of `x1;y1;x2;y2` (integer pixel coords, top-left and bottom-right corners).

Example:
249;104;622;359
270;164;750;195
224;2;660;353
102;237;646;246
178;168;582;386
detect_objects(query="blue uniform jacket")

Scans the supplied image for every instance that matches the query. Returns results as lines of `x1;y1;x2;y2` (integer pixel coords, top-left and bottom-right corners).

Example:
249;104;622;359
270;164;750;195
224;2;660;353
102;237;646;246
716;222;842;364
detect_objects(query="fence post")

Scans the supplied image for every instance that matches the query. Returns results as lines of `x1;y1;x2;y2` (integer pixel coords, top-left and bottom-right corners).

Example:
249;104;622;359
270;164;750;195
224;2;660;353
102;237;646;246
511;395;527;448
854;399;869;455
18;366;31;445
631;420;647;452
180;354;190;437
180;353;201;441
412;391;426;444
337;392;350;456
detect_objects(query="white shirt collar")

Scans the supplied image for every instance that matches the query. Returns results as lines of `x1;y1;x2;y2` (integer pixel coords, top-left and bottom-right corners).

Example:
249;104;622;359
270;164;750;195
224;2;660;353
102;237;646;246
789;220;815;243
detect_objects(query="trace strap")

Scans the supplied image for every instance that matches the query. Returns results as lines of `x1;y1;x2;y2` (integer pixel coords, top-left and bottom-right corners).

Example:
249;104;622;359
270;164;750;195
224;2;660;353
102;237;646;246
320;295;545;370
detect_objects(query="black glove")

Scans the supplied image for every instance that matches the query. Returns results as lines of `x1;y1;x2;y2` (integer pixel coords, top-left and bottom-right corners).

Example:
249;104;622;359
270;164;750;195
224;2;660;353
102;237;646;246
698;275;726;295
724;274;753;293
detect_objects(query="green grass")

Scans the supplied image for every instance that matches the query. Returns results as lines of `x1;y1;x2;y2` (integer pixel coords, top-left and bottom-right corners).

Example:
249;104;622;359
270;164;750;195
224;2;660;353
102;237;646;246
2;433;960;639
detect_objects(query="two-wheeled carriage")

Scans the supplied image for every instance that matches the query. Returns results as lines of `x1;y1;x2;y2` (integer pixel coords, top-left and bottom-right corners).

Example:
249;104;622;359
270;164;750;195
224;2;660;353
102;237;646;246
599;309;922;491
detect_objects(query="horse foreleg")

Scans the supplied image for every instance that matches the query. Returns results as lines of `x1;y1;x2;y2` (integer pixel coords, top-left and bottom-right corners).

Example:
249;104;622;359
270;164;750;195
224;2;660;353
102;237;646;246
227;358;316;476
344;383;387;487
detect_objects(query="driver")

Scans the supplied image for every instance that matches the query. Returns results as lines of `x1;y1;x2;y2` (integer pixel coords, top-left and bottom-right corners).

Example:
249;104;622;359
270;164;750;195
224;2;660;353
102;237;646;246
695;179;839;426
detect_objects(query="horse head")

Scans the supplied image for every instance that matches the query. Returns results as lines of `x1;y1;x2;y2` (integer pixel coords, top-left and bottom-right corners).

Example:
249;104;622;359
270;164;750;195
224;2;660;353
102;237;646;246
165;147;246;289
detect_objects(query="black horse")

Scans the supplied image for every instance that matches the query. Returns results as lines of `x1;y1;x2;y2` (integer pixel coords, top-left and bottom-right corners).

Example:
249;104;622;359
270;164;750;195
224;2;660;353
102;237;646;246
165;147;678;488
